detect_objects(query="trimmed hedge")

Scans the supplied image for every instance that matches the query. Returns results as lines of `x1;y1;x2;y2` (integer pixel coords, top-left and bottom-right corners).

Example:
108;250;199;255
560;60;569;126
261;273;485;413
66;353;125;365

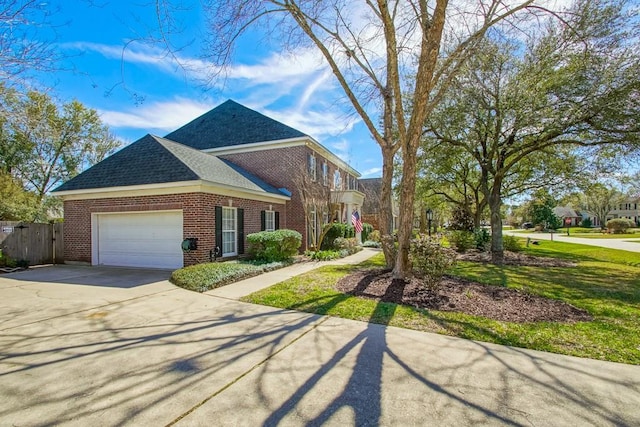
247;229;302;262
171;260;290;292
320;222;356;250
361;223;373;241
606;218;635;234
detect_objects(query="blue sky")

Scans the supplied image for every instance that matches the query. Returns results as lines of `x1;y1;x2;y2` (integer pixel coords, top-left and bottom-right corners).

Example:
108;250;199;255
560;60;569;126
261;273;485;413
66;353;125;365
38;0;383;178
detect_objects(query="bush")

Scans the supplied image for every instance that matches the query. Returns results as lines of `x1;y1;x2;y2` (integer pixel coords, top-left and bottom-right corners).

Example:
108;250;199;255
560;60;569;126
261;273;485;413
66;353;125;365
309;250;341;261
473;228;490;251
503;235;522;252
580;217;593;228
320;223;347;250
368;230;381;242
333;237;360;254
171;262;264;292
447;230;475;253
320;222;358;249
449;204;475;231
247;229;302;262
606;218;635;234
409;235;457;290
362;240;381;248
0;249;17;268
361;223;374;241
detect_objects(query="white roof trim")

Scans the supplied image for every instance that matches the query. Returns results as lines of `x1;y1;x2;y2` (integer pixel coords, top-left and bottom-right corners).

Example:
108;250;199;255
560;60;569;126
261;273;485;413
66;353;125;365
203;136;361;177
53;180;290;203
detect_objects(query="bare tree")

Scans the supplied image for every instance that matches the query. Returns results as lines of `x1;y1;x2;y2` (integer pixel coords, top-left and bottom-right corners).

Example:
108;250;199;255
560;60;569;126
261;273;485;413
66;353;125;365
160;0;549;278
0;0;60;85
292;162;348;249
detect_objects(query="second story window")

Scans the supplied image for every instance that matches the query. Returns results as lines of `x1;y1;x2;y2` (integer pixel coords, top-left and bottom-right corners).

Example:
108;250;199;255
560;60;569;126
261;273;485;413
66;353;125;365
322;162;328;186
334;170;342;190
308;154;317;181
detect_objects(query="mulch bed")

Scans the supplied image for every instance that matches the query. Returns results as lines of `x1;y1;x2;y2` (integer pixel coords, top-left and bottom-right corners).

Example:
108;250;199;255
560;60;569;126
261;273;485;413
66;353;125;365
335;266;592;323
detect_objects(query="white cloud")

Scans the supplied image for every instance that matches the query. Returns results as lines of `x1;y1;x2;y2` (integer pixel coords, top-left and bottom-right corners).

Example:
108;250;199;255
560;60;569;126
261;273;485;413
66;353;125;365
360;167;382;178
263;107;360;140
97;98;215;131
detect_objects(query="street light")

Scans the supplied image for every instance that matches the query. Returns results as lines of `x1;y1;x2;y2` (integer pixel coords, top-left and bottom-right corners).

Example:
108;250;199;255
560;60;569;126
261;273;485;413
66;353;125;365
426;208;433;237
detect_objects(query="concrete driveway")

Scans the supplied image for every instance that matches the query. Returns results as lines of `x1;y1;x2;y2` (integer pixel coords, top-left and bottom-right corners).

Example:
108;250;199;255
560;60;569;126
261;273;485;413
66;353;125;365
1;266;639;426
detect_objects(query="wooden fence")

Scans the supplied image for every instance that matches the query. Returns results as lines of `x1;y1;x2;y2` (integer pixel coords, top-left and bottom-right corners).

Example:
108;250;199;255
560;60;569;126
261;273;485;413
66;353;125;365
0;222;64;265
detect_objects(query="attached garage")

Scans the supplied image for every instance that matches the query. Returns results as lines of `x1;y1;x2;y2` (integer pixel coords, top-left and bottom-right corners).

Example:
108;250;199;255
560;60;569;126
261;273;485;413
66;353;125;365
92;211;184;269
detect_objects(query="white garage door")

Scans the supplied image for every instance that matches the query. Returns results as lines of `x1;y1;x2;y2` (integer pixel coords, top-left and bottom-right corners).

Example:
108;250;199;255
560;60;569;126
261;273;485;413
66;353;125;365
94;211;184;269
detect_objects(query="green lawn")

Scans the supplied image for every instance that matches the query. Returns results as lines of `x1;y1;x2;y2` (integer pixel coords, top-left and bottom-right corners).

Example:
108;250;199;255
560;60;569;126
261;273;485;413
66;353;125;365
242;241;640;364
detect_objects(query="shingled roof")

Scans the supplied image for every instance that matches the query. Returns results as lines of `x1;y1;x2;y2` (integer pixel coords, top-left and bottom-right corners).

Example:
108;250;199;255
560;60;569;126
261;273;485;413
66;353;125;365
165;99;308;150
53;134;288;197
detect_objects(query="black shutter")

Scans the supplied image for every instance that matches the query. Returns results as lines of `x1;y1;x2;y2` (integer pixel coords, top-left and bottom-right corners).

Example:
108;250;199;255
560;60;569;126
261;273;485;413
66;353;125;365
260;210;266;231
237;208;245;255
275;212;280;230
215;206;222;255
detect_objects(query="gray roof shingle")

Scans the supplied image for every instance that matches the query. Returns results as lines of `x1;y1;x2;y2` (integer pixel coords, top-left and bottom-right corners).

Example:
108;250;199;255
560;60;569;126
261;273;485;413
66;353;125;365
53;134;288;197
164;99;307;150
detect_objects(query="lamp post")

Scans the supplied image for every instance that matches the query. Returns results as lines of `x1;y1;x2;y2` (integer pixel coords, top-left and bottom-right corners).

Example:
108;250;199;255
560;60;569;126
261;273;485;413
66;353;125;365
426;208;433;237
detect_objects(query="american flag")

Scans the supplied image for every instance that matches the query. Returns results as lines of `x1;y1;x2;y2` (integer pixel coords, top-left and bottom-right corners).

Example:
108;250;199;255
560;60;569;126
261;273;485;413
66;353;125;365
351;210;363;233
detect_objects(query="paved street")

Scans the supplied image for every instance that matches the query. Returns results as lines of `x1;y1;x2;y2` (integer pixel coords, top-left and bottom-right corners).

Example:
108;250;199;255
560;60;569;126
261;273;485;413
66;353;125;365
1;265;639;426
505;230;640;253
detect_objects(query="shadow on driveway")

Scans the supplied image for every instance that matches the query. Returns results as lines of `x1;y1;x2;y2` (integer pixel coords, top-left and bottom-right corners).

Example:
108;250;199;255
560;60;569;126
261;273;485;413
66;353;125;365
1;265;171;288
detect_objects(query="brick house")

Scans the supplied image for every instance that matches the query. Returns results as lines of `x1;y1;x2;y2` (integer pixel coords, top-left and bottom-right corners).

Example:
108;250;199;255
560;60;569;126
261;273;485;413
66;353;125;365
53;100;363;269
358;178;398;231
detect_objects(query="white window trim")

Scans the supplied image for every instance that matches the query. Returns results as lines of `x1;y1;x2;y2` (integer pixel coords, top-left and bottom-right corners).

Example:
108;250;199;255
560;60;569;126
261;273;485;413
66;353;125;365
308;209;317;247
222;206;237;257
334;170;342;190
322;162;328;186
309;154;317;181
265;210;276;232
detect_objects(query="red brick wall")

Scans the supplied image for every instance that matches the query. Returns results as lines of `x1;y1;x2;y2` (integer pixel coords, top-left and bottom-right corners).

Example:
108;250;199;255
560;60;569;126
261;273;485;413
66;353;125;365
63;193;286;266
221;145;351;249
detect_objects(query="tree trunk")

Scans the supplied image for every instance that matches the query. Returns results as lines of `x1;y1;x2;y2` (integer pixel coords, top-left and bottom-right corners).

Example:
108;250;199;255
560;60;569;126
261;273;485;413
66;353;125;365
392;147;418;279
379;145;395;268
488;187;504;265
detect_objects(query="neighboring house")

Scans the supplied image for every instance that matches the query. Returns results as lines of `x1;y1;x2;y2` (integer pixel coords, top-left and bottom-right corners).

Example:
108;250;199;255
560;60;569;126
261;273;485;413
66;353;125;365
607;198;640;225
553;206;583;227
359;178;398;231
53;100;363;269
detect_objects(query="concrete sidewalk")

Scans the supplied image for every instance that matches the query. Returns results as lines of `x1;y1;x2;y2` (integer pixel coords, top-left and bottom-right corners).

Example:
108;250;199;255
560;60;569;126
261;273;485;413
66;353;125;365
1;264;639;426
206;247;381;299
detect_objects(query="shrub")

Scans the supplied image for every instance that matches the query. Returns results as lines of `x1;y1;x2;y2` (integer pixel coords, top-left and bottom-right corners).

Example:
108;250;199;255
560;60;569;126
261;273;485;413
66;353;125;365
333;237;360;254
606;218;635;234
409;235;457;290
0;249;13;268
473;228;490;251
362;240;381;248
309;250;341;261
361;223;374;241
447;230;475;253
503;235;522;252
247;229;302;262
320;223;347;250
580;217;593;228
449;204;475;231
368;230;381;242
171;262;263;292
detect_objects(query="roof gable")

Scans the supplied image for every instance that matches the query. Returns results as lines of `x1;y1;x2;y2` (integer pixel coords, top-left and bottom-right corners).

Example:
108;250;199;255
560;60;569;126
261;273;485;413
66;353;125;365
165;99;307;150
53;134;288;197
54;134;198;192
